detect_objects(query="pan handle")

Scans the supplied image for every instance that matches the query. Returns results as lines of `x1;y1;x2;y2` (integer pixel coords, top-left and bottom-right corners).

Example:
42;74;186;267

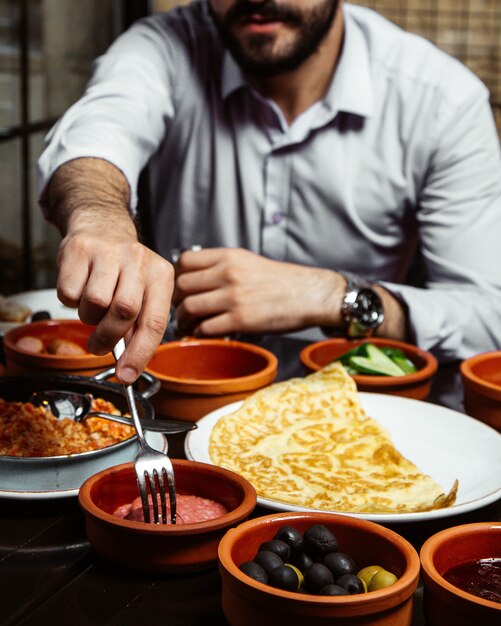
92;367;161;400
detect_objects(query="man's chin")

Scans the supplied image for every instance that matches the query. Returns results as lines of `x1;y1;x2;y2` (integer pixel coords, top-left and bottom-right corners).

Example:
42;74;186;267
230;46;315;78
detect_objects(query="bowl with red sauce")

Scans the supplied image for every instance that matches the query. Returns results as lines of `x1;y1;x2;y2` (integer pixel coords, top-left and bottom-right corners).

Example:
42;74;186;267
3;319;114;377
299;337;437;400
78;459;257;573
420;522;501;625
145;339;278;422
460;350;501;431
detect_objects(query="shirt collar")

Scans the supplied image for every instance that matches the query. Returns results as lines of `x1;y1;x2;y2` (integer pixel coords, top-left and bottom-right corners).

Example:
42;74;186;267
325;7;374;118
220;6;374;119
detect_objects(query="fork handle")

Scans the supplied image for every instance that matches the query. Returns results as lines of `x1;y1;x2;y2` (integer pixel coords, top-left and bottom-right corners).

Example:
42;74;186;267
113;338;147;446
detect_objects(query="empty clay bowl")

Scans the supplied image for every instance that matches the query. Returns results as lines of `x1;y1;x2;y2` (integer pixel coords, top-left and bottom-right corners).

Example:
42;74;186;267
300;337;438;400
460;351;501;431
145;339;278;421
79;459;257;574
3;319;113;377
420;522;501;626
218;511;420;626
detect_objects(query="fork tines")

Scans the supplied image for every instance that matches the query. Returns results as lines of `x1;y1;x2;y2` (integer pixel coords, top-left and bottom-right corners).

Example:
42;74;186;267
136;467;177;525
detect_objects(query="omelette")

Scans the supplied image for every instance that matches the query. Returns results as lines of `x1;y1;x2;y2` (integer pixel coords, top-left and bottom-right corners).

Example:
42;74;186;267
209;362;457;514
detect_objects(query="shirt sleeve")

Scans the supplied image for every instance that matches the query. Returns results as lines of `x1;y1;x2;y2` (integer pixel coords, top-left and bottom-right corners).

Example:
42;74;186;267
381;87;501;362
37;18;178;212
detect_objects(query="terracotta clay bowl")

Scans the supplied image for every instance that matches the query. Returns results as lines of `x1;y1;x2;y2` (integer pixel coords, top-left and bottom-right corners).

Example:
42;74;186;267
300;337;438;400
3;319;113;377
460;351;501;431
420;522;501;626
218;511;420;626
145;339;278;422
79;459;257;574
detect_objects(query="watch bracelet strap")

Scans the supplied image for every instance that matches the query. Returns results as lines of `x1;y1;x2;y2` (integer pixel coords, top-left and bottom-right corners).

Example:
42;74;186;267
322;271;384;338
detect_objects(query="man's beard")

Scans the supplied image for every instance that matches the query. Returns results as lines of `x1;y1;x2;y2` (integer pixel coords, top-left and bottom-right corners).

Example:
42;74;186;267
211;0;340;77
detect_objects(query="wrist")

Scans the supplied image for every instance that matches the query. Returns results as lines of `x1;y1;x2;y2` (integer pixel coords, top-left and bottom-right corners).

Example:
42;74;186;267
309;270;347;330
66;207;138;241
47;158;133;237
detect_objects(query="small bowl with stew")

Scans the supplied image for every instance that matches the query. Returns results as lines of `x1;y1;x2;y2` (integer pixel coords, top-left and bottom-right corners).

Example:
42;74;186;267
3;319;114;377
300;337;437;400
218;511;420;626
145;339;278;422
78;459;257;573
420;522;501;625
460;351;501;431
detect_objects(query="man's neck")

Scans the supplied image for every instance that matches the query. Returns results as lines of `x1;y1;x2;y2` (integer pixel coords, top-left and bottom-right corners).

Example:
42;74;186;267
253;6;344;125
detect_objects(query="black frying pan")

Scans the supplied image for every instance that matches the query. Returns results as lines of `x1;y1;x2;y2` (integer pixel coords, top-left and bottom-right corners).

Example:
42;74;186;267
0;371;156;420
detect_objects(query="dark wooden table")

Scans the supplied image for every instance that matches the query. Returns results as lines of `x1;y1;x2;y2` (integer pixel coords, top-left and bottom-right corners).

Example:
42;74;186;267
1;335;500;626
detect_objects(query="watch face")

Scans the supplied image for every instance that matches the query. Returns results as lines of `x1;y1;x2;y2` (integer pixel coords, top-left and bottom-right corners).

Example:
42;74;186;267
354;289;384;329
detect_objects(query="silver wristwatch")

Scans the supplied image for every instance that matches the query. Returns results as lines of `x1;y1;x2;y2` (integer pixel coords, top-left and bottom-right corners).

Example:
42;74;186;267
340;273;384;338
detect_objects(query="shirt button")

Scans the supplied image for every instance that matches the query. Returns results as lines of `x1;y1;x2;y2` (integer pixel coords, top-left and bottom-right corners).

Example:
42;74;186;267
271;212;284;224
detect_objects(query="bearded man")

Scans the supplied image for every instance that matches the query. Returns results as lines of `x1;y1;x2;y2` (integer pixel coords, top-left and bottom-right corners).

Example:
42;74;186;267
38;1;501;383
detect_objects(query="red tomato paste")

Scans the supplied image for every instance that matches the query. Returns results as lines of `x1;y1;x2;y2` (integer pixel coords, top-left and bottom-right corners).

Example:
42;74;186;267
443;558;501;604
113;494;228;524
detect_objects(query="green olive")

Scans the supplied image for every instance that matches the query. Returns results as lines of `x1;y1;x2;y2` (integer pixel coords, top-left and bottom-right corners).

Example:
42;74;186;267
268;564;300;592
368;569;398;591
357;565;383;588
285;564;304;589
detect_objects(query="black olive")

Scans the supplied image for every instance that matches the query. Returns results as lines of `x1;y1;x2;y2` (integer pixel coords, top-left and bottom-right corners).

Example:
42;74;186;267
274;525;305;557
253;550;283;574
268;564;300;592
320;584;350;596
31;310;52;322
293;551;314;572
323;552;357;579
258;539;291;562
303;563;334;593
304;525;338;559
336;573;366;595
239;561;269;584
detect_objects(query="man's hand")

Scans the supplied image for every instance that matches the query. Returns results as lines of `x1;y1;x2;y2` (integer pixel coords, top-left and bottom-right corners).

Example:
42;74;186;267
172;247;345;336
57;228;173;383
46;158;174;384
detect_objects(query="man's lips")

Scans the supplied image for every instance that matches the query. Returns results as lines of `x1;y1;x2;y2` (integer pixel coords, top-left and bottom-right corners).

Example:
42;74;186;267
237;15;285;34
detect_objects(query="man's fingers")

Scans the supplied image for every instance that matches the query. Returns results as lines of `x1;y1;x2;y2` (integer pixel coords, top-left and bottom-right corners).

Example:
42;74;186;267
56;242;90;309
174;267;222;301
114;282;172;384
194;312;236;337
86;288;143;356
78;254;123;327
175;288;229;331
176;248;222;271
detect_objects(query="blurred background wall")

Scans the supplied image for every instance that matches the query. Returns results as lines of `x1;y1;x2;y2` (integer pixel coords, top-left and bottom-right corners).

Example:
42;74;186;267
1;0;500;296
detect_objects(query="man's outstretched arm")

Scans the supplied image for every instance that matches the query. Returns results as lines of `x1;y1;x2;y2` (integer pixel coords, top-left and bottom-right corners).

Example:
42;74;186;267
46;157;174;384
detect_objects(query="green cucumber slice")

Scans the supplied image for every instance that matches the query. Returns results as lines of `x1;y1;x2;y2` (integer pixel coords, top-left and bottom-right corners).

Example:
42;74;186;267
380;347;417;374
391;355;417;374
348;355;406;377
336;344;367;366
380;347;406;359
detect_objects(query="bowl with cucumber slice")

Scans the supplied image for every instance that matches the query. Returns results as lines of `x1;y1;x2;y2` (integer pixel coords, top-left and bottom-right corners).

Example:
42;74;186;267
300;338;438;400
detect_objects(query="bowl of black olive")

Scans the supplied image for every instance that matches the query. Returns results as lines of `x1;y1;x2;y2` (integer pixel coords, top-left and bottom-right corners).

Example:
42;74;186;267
218;512;420;626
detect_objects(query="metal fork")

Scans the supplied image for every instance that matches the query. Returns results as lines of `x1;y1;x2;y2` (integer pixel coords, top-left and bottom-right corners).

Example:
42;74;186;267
112;338;177;524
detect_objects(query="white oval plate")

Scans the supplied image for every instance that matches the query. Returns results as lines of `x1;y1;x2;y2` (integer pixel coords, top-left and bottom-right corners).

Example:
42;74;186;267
185;393;501;523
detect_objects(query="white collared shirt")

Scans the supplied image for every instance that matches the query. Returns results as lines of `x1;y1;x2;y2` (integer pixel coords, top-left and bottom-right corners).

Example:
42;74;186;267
38;2;501;361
